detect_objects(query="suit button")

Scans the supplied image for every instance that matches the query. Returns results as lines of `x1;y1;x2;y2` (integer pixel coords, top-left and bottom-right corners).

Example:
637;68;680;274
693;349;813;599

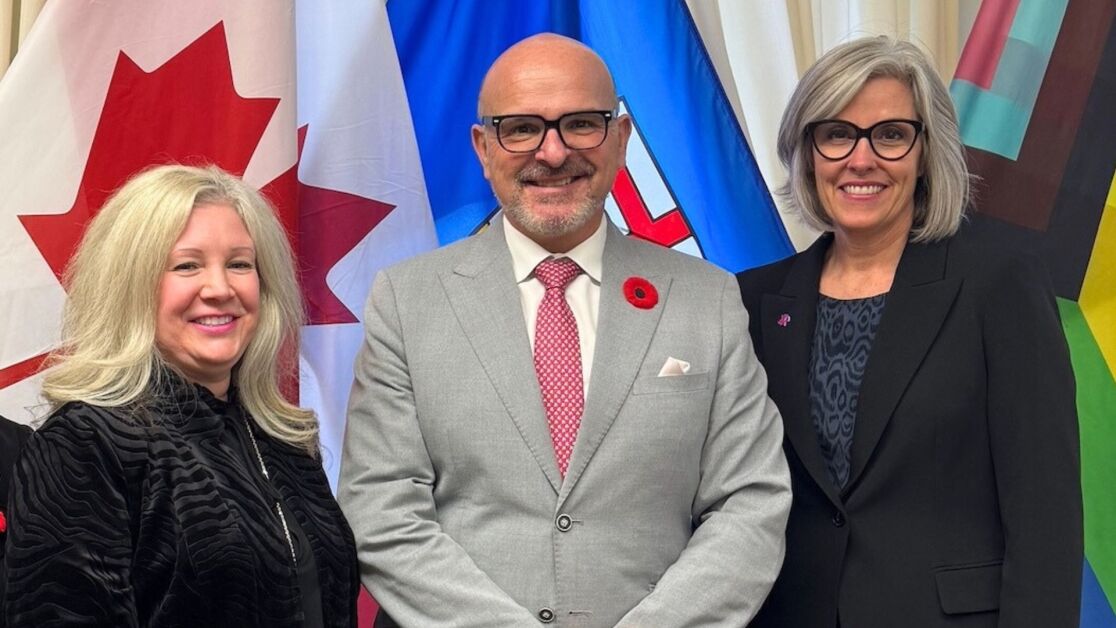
556;514;573;532
832;511;846;527
538;607;555;623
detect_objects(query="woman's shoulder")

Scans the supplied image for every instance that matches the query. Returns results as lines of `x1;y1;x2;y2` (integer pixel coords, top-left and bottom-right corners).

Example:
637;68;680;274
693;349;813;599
736;252;800;289
737;251;803;302
929;225;1062;331
30;401;164;465
737;234;830;307
38;400;147;435
942;224;1050;287
8;403;162;513
738;233;830;280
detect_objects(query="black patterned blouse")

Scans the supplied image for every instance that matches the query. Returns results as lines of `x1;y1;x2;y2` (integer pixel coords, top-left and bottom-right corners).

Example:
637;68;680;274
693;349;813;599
808;293;887;489
3;377;359;627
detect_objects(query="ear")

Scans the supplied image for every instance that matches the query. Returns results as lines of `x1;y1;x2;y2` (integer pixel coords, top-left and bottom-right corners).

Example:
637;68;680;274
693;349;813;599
614;114;633;169
471;124;492;180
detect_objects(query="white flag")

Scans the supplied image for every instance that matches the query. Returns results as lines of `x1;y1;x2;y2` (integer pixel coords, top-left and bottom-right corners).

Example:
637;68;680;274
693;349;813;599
294;0;438;490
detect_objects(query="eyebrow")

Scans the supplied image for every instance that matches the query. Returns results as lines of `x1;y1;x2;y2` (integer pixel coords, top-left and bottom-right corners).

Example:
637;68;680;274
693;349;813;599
171;246;256;255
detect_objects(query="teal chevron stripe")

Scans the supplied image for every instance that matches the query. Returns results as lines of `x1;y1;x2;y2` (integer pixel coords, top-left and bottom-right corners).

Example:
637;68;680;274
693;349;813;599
951;79;1030;158
1009;0;1067;49
952;0;1068;159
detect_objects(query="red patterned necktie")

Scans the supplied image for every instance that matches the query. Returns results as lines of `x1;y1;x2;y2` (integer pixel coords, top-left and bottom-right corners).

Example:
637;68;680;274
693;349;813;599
533;257;584;477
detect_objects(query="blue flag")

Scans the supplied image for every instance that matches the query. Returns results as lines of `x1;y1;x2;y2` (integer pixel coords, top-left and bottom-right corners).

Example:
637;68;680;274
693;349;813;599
388;0;792;272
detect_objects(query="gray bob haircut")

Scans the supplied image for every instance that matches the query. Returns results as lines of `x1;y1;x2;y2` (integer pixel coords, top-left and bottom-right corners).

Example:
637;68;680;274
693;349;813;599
776;36;971;242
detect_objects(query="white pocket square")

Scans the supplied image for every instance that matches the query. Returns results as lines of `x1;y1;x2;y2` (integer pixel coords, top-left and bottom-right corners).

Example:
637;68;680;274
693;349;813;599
657;357;691;377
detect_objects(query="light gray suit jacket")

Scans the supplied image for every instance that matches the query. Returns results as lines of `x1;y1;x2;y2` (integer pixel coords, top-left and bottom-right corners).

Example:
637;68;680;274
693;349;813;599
339;219;790;627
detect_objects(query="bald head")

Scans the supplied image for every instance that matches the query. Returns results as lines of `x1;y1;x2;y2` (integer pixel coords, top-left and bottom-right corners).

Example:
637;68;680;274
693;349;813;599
477;33;618;118
470;33;631;253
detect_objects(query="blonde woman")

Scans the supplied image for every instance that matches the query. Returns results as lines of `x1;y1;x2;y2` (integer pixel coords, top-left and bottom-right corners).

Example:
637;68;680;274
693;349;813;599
4;165;358;626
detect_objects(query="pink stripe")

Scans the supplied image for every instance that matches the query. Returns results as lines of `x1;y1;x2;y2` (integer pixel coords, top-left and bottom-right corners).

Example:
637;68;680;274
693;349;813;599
954;0;1021;88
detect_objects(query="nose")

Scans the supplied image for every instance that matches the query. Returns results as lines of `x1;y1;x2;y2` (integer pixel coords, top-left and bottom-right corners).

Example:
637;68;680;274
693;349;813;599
845;137;876;171
534;127;571;168
200;268;234;300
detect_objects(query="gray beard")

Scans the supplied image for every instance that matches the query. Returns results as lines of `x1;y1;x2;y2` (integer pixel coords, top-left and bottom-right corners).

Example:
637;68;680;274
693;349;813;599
497;156;604;240
501;193;601;240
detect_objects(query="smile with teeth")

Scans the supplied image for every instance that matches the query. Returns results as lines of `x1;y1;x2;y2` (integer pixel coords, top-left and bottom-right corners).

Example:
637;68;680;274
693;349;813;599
841;184;884;195
528;176;579;188
194;315;235;327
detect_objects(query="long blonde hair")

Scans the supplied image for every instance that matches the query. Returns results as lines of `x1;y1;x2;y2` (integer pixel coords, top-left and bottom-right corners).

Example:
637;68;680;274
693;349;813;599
43;164;318;455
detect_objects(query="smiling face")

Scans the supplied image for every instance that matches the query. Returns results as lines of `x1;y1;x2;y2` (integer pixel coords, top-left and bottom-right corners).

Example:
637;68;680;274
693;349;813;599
471;34;631;252
156;203;259;397
813;76;922;245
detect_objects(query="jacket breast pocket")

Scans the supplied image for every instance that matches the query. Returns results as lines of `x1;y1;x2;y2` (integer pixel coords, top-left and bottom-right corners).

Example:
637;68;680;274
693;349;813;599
934;560;1002;615
631;372;711;395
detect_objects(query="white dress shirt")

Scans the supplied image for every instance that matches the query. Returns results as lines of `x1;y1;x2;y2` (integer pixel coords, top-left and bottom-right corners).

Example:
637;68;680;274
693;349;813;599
503;214;605;397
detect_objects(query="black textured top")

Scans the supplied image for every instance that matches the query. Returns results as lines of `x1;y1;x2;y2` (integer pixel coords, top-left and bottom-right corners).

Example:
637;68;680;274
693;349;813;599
809;293;887;489
220;409;325;626
3;377;358;627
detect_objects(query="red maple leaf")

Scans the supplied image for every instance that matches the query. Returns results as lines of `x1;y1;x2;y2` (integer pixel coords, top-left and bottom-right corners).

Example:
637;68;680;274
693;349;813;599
261;125;395;326
3;22;393;394
19;22;280;280
298;181;393;324
296;134;395;324
4;22;285;391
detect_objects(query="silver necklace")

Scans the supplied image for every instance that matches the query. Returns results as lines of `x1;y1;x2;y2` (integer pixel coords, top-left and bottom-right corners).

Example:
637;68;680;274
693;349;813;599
242;418;298;566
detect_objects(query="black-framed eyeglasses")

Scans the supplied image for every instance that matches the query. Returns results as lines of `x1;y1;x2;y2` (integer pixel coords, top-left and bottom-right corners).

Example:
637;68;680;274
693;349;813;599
806;119;923;161
480;110;616;153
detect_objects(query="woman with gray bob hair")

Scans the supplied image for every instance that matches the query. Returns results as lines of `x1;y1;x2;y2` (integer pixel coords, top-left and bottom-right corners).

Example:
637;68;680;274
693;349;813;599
777;36;970;242
5;164;358;626
739;36;1080;627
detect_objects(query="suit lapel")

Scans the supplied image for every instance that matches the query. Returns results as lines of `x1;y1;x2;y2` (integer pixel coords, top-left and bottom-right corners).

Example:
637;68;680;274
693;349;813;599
440;221;562;493
559;226;668;503
760;236;843;506
844;237;961;494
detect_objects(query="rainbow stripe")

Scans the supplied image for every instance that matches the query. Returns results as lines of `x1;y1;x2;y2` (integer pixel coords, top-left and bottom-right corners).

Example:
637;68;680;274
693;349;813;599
1069;174;1116;625
954;1;1116;623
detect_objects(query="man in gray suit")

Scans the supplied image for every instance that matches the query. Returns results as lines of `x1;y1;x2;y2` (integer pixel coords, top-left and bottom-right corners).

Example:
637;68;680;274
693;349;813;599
339;33;790;627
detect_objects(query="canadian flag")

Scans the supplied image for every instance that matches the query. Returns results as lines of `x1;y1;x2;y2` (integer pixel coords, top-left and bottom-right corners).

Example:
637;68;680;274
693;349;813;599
0;1;296;419
0;1;434;623
295;7;436;624
294;2;437;492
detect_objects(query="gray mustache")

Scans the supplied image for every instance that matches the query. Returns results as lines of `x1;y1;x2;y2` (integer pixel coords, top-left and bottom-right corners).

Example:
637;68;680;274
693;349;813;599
516;164;595;183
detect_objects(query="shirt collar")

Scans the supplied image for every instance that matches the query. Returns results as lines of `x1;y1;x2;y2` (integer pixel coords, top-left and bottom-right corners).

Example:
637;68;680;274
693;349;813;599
503;213;606;284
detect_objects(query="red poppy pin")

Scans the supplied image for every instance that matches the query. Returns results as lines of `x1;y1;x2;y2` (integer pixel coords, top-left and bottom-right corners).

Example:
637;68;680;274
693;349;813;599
623;276;658;309
0;510;7;534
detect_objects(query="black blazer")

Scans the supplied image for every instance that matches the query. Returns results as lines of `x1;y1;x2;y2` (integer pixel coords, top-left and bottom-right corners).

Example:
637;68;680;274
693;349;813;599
738;228;1081;627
